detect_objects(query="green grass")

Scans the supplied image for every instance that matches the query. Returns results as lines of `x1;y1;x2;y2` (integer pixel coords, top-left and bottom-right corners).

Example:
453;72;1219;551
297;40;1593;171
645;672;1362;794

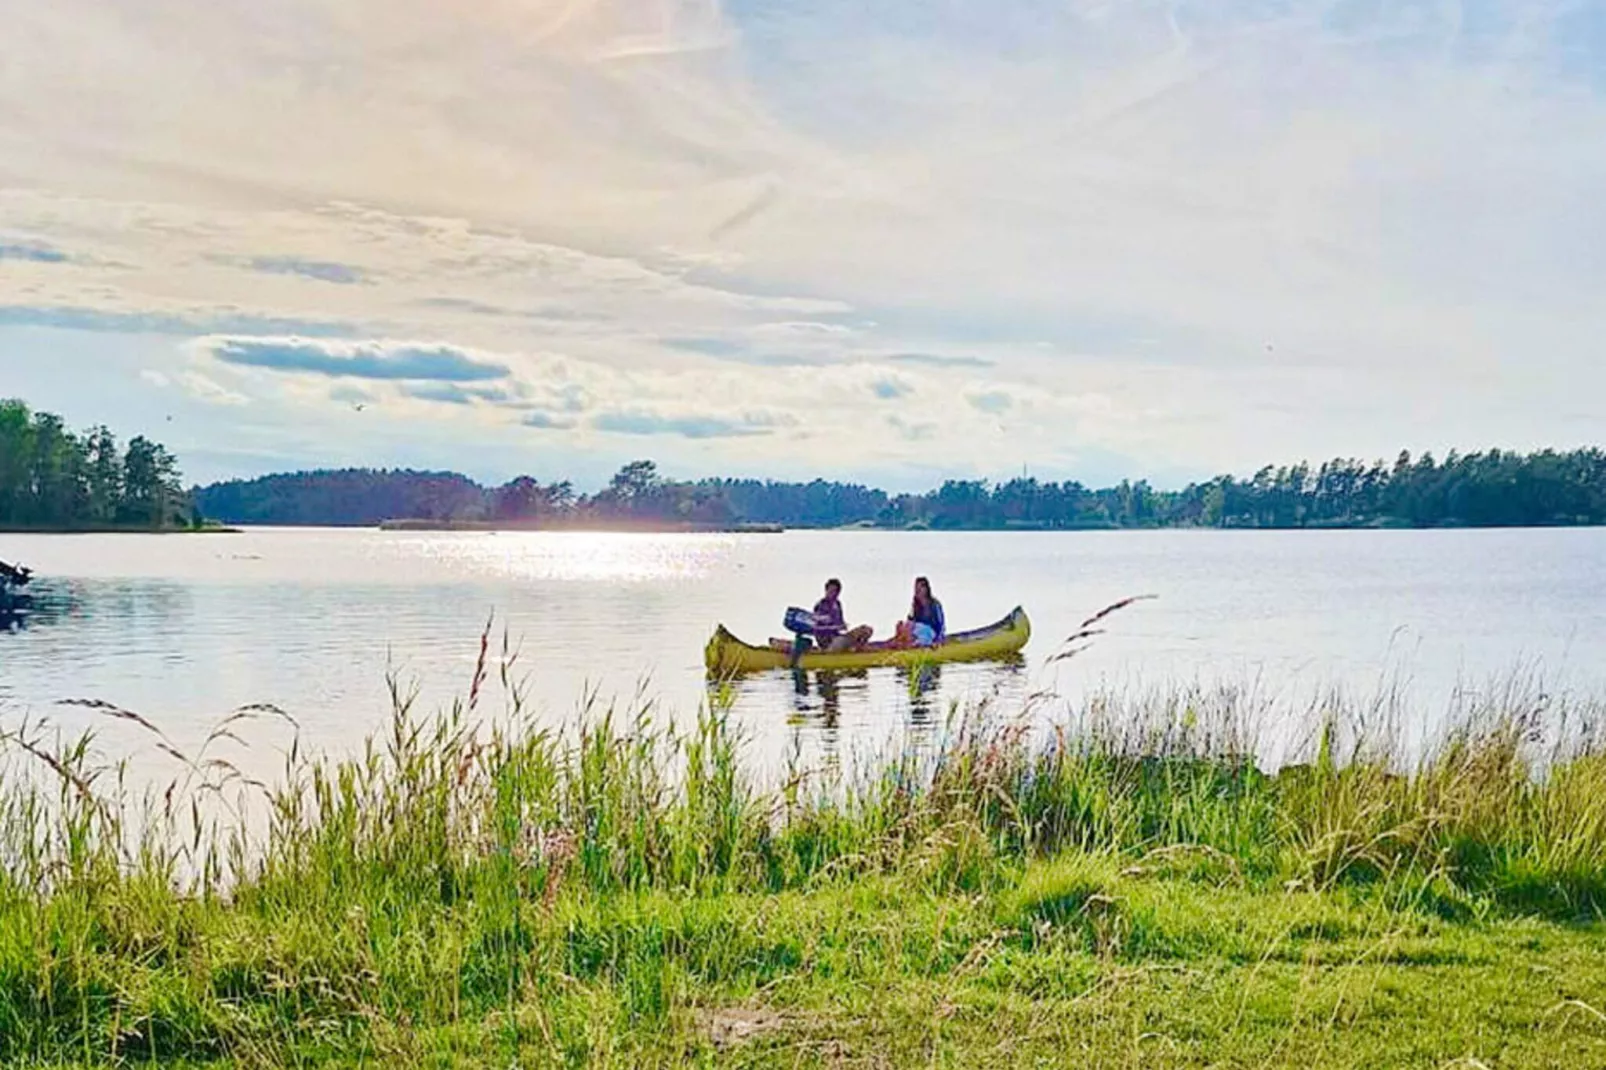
0;633;1603;1067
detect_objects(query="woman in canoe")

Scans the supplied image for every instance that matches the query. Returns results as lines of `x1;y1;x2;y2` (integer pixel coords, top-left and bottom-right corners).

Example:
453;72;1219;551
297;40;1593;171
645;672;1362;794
894;576;945;648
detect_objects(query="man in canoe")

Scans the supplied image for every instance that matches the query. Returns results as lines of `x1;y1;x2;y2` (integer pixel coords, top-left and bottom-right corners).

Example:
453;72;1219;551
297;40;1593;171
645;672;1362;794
812;578;874;652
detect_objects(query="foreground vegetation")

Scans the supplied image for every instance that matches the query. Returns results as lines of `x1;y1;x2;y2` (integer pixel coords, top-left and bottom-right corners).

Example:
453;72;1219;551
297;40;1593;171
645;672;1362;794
0;645;1603;1066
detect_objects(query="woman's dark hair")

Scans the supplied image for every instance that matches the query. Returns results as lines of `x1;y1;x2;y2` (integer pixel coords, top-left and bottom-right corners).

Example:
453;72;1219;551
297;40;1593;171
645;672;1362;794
825;577;842;593
913;576;933;604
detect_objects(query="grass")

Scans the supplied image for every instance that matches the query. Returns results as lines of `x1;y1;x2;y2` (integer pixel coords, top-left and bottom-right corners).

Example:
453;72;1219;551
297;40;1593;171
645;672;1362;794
0;621;1603;1067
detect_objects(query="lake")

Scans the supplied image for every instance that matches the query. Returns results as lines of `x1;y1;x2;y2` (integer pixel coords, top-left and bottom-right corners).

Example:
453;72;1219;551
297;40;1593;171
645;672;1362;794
2;527;1604;779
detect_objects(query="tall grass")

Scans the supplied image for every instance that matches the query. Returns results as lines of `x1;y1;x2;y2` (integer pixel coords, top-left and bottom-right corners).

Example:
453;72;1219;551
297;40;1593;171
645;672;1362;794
0;622;1602;1063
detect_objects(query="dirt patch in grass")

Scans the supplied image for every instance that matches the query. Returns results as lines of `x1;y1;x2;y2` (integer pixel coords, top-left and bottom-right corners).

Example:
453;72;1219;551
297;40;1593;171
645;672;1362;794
705;1006;789;1050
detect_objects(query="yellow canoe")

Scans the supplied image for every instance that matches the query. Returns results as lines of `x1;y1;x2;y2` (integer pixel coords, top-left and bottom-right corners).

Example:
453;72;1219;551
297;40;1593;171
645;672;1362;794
704;607;1031;675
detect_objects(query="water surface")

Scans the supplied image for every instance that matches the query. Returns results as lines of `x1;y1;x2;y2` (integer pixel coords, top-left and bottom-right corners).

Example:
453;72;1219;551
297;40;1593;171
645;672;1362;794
2;527;1603;778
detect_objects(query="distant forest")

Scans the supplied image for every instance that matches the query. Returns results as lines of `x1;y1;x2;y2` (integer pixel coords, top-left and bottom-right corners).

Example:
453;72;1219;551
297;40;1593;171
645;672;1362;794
196;449;1606;531
6;391;1600;532
0;399;192;531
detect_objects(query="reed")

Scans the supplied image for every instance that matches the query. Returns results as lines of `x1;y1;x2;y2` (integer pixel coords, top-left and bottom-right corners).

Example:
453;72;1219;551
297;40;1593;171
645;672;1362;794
0;625;1602;1065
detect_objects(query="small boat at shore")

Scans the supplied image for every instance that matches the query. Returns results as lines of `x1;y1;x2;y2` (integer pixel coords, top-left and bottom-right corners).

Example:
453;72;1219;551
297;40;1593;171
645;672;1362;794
0;559;33;621
705;607;1031;675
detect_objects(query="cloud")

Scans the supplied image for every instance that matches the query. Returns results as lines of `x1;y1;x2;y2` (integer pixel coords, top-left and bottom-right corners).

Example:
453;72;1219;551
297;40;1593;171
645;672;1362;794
967;390;1013;415
708;182;781;241
0;240;68;263
247;257;366;285
870;376;913;400
552;382;591;414
592;409;785;440
886;415;937;442
402;382;475;405
522;410;579;431
402;382;516;405
178;371;250;406
887;353;995;370
662;337;748;357
140;364;250;405
202;337;511;382
0;305;354;337
413;296;520;318
329;384;375;405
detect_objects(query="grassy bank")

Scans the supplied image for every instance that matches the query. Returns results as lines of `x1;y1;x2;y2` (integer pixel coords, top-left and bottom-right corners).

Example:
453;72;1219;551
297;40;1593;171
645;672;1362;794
1;652;1603;1067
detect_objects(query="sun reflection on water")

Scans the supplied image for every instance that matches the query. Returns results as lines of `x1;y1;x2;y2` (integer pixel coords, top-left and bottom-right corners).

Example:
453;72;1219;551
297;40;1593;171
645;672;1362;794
396;532;740;584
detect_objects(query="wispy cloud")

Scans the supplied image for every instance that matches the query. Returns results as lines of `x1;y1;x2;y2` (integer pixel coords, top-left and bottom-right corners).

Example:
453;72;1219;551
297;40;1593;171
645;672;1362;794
870;376;913;400
523;410;579;431
592;409;785;440
178;371;250;406
967;390;1013;415
401;382;516;405
0;240;68;263
203;337;511;382
0;305;354;338
661;337;748;357
329;384;375;406
886;415;937;442
246;257;367;285
887;353;995;370
141;366;250;405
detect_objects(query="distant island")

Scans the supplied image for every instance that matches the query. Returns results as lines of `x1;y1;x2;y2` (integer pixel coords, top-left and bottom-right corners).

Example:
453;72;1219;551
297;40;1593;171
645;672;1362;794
6;396;1603;534
196;451;1606;532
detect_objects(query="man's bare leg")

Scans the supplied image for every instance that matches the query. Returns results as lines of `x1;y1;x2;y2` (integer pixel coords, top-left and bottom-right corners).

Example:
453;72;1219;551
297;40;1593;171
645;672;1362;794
828;625;874;652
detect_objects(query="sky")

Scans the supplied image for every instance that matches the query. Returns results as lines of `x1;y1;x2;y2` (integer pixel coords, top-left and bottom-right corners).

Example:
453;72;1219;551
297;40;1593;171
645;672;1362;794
2;0;1604;491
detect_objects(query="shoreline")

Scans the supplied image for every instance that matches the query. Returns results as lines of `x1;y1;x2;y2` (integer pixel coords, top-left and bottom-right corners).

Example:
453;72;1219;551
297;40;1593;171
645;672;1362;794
156;519;1606;535
376;518;786;534
0;524;243;535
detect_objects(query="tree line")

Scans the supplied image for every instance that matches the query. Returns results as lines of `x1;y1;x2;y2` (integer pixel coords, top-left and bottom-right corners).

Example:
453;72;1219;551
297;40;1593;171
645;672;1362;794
195;449;1606;530
196;461;743;529
13;388;1600;533
0;399;191;531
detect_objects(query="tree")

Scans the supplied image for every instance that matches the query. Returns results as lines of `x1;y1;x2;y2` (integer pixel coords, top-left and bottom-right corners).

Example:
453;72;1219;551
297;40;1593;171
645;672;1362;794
930;480;990;529
29;412;86;527
85;427;123;525
1200;482;1227;527
608;461;661;507
494;478;576;523
0;399;36;525
119;436;187;527
0;400;189;530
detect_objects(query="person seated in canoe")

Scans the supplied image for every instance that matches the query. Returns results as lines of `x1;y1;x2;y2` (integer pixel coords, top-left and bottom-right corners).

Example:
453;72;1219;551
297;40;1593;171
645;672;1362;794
811;578;874;652
893;576;946;648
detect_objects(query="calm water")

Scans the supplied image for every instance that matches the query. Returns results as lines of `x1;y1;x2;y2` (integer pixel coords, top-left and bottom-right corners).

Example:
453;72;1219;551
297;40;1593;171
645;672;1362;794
2;528;1604;779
